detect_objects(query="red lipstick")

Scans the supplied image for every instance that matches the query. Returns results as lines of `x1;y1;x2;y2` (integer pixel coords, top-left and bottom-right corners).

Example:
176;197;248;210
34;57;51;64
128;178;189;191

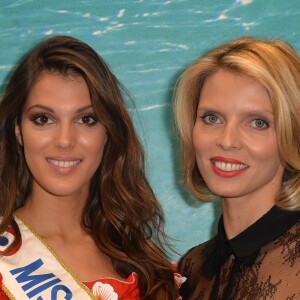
210;156;249;178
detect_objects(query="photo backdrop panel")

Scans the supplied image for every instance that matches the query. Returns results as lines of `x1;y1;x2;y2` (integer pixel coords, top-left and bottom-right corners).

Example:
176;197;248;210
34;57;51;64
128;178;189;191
0;0;299;259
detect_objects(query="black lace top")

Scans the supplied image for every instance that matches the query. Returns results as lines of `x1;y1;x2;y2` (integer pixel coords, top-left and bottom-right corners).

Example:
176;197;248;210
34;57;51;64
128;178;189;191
178;206;300;300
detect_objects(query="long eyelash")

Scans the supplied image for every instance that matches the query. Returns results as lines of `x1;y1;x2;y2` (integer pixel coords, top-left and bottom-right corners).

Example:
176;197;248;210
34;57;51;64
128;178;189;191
255;119;270;129
84;113;98;120
199;112;213;119
80;113;99;126
29;113;52;125
199;112;219;124
29;113;47;121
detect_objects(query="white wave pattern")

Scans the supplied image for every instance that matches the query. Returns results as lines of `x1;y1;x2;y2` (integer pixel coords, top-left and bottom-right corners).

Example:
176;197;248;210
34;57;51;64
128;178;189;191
242;21;257;30
237;0;252;4
140;104;167;111
204;13;227;23
117;9;125;18
45;29;53;35
92;282;118;300
0;65;14;70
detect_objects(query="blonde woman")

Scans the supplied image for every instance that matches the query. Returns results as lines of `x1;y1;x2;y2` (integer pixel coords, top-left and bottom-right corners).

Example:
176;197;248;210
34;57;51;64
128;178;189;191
175;37;300;299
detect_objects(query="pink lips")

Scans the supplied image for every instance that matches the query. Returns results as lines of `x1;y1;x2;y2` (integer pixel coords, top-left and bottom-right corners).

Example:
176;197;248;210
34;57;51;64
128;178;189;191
210;156;249;178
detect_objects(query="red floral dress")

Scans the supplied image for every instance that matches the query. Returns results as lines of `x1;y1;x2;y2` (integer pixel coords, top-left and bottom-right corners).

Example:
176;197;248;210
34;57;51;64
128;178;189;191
0;272;140;300
0;224;184;299
84;273;140;299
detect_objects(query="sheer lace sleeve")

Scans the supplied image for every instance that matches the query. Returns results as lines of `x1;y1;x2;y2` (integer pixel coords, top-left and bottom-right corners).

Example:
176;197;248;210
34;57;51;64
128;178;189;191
178;208;300;300
178;239;217;300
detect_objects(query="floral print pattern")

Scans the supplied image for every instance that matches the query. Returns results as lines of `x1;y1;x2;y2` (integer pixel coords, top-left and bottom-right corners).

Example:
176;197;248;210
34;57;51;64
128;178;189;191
92;282;118;300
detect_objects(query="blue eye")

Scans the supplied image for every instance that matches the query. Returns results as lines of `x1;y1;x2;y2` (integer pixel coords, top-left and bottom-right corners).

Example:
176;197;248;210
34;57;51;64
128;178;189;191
201;113;220;124
251;119;269;130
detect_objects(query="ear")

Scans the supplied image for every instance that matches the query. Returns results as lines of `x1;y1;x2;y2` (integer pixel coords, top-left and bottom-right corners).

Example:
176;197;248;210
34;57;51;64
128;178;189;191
15;123;23;146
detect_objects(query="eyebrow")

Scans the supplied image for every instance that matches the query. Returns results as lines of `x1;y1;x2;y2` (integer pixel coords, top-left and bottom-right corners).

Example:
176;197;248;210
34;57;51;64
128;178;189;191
26;104;93;114
197;106;274;116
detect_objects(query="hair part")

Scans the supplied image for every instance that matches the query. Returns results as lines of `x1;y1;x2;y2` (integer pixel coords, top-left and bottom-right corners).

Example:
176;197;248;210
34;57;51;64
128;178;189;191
174;36;300;210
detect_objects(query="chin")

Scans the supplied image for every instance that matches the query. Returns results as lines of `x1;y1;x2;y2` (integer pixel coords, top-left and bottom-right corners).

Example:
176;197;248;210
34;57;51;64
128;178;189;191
208;186;243;199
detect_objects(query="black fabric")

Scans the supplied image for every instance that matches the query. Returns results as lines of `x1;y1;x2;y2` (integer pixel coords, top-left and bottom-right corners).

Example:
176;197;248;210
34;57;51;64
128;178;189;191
178;205;300;300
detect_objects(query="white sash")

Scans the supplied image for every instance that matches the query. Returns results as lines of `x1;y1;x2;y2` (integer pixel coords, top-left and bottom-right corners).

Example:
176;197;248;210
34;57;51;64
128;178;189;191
0;217;96;300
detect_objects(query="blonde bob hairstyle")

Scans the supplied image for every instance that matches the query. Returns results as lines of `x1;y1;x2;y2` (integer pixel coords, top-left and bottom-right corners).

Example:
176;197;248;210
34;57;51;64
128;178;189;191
174;36;300;210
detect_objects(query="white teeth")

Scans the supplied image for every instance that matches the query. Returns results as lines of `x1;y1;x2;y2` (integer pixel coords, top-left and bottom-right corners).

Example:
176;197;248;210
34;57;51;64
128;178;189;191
214;161;248;171
48;159;80;168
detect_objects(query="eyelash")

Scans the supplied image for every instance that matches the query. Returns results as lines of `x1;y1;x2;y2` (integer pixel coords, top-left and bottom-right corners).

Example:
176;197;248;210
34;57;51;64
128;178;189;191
199;113;270;130
30;113;53;126
200;112;220;124
250;119;270;130
77;114;98;126
29;113;98;126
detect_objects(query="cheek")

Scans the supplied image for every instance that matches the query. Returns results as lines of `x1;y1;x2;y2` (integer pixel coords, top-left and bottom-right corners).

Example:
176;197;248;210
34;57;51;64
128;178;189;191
192;128;210;156
22;130;50;154
192;129;212;175
20;129;52;175
245;136;284;178
247;137;281;163
260;148;283;172
81;133;107;158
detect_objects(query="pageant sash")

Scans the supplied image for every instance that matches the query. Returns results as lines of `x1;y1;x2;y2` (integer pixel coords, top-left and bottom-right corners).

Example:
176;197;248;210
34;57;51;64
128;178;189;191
0;217;96;300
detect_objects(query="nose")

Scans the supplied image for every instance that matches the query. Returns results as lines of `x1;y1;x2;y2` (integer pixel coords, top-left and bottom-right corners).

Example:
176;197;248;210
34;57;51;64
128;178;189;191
54;123;75;150
216;122;242;151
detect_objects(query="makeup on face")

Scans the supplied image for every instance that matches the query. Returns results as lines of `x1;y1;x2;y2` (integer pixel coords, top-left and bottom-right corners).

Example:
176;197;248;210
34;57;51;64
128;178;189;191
192;69;284;200
15;73;107;199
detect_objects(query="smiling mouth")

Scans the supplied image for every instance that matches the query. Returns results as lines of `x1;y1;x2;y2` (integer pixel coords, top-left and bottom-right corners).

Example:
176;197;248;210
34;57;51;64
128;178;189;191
212;161;248;171
47;159;81;168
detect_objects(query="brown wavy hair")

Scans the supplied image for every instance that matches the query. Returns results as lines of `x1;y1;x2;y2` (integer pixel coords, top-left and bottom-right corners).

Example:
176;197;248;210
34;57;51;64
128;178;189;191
0;36;178;299
174;36;300;210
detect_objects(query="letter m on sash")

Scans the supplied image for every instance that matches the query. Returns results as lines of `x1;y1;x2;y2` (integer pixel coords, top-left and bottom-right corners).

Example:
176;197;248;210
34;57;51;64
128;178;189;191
10;258;61;298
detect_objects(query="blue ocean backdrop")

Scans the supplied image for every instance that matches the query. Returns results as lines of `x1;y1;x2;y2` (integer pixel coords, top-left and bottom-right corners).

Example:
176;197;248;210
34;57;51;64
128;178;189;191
0;0;299;258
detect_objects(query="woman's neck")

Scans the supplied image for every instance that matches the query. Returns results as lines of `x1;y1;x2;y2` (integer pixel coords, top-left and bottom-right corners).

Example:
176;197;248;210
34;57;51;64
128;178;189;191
221;195;275;240
15;188;88;238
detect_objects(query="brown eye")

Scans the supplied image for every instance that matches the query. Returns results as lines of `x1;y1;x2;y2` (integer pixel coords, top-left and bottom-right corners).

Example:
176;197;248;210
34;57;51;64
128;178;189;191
37;116;49;124
78;114;98;126
31;114;54;126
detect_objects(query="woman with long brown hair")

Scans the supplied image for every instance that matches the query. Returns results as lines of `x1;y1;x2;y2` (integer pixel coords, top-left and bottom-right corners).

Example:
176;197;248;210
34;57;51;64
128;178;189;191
0;35;180;299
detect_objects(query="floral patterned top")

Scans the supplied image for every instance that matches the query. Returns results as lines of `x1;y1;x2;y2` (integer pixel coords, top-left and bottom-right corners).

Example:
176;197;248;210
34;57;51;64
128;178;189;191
0;271;184;299
83;273;139;299
0;224;141;299
0;218;185;299
0;272;139;299
178;206;300;300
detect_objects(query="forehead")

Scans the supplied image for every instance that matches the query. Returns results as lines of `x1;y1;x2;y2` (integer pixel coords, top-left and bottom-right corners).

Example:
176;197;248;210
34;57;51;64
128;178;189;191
24;73;91;110
198;69;273;114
